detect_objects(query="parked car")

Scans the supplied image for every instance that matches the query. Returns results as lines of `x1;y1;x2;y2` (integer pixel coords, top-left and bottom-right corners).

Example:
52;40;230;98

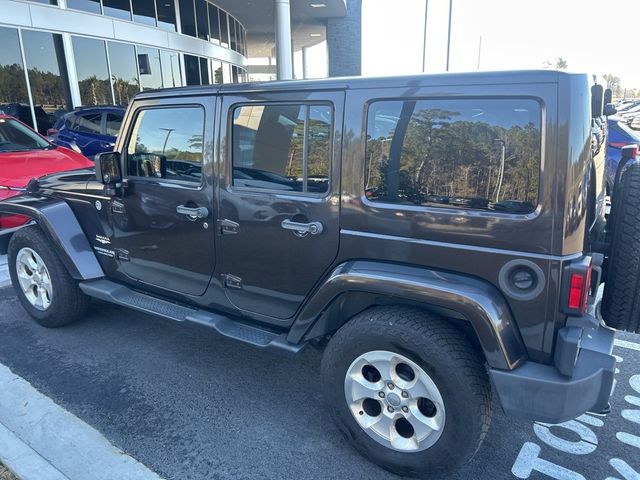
0;115;93;252
605;115;640;192
0;72;633;476
49;106;125;160
0;103;54;135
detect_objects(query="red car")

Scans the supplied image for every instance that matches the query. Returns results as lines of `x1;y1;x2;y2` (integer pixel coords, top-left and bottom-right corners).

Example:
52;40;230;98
0;115;93;237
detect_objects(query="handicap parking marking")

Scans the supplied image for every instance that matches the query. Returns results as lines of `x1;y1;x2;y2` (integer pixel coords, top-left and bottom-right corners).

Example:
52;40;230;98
510;340;640;479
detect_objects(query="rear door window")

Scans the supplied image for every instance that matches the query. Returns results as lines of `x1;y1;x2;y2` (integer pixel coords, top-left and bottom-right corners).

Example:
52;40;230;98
73;112;102;134
231;103;332;194
365;98;541;214
105;112;123;136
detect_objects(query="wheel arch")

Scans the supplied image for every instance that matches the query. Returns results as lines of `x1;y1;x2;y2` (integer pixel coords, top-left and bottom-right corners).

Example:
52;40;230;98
287;260;527;370
0;194;103;280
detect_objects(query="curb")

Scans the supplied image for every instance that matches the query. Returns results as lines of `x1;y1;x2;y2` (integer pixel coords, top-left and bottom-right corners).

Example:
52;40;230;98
0;363;163;480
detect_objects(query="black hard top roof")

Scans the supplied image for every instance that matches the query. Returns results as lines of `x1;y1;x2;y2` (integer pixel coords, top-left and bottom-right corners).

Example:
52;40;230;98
135;70;576;100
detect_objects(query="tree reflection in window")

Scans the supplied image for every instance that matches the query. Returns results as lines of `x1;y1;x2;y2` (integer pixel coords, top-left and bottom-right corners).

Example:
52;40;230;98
365;99;541;213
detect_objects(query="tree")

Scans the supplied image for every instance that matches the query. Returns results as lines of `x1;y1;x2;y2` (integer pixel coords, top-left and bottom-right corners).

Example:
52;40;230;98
542;57;568;70
603;74;622;98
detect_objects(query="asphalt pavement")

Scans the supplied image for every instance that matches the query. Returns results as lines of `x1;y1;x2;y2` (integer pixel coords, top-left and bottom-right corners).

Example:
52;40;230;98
1;285;639;480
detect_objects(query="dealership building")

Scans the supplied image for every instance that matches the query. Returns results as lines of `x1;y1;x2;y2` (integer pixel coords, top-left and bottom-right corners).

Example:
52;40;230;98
0;0;361;133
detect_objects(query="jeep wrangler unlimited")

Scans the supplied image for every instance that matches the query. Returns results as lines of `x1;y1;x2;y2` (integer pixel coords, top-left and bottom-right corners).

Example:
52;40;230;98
1;71;637;476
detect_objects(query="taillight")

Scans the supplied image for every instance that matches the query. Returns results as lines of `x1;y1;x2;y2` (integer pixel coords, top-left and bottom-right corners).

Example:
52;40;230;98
562;257;592;316
46;128;58;136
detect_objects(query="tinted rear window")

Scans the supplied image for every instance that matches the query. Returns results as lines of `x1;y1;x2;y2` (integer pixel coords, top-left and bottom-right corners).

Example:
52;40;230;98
365;98;541;214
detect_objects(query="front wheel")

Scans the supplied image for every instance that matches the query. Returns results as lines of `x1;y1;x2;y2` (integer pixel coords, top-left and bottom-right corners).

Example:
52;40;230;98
8;225;89;327
320;307;492;477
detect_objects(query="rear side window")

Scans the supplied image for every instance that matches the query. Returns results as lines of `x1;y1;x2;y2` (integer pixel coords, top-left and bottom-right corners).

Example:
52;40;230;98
105;112;123;136
126;106;204;184
231;103;332;194
365;98;541;214
73;112;102;134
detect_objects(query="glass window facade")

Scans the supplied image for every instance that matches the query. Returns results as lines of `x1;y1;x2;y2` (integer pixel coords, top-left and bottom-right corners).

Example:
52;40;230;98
2;2;247;128
0;27;29;107
365;99;541;213
132;1;156;26
179;0;197;37
108;41;139;105
21;30;72;133
195;0;209;41
102;0;131;21
72;36;112;106
160;50;181;88
137;46;163;91
67;0;101;14
156;0;176;31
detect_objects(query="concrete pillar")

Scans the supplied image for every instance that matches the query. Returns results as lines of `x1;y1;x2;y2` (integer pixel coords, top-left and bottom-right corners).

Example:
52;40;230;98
327;0;362;77
302;46;311;79
274;0;293;80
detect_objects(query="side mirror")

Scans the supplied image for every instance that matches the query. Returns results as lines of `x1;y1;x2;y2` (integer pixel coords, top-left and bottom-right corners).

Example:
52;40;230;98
604;103;617;116
95;152;122;185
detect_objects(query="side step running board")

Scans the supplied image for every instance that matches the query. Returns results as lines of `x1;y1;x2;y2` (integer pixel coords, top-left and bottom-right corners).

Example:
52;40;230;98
79;279;304;354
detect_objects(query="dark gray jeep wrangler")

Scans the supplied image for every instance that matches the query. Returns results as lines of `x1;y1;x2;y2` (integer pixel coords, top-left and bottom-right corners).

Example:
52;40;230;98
1;71;638;476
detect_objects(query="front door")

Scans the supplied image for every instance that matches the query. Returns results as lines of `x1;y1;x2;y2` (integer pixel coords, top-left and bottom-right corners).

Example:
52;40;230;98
217;91;343;320
111;98;215;296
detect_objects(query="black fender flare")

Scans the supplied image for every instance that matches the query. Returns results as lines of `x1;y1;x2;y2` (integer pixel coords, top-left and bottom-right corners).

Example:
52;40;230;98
0;194;104;280
287;260;527;370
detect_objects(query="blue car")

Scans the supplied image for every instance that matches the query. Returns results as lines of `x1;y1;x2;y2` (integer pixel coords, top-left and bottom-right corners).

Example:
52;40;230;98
50;106;125;160
606;116;640;193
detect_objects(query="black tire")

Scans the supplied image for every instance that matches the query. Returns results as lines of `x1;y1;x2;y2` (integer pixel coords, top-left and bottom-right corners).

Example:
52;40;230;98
8;225;89;327
602;162;640;332
320;306;492;477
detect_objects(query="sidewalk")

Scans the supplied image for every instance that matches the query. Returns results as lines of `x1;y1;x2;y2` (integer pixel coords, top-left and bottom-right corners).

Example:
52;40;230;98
0;363;163;480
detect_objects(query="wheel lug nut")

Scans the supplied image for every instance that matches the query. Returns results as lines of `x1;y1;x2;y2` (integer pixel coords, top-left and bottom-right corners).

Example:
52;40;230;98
387;383;394;389
401;391;408;398
402;406;409;413
387;406;394;412
378;391;385;398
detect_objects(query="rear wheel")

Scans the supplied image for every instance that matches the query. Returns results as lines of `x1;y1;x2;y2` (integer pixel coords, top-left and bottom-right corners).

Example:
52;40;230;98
602;162;640;332
320;307;492;477
8;225;89;327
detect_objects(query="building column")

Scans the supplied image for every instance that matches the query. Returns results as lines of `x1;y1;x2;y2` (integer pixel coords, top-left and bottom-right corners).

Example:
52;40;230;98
302;46;311;79
327;0;362;77
61;33;82;108
274;0;293;80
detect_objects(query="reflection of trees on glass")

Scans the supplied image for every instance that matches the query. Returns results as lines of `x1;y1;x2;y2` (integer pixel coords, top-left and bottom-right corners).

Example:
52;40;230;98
0;64;29;103
78;76;111;105
366;100;541;213
26;68;68;109
112;76;139;105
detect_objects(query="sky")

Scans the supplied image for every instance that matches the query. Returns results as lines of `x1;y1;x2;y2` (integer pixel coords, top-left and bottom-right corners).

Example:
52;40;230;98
362;0;640;90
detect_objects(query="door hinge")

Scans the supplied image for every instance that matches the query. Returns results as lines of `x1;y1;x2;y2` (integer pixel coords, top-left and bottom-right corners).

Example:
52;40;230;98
218;218;239;235
222;273;242;289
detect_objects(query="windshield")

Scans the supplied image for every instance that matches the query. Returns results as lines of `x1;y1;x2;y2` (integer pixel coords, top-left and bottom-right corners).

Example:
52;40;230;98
0;118;52;152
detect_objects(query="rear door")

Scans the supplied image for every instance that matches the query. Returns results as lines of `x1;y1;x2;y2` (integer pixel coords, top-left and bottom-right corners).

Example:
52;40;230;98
71;111;103;157
217;90;343;320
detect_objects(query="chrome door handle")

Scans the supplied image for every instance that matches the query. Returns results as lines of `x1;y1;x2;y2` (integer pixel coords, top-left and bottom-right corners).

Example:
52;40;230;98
281;219;323;235
176;205;209;219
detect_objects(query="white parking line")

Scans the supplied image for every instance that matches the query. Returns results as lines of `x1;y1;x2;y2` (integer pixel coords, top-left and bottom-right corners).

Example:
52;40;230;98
0;363;163;480
0;255;9;288
615;339;640;352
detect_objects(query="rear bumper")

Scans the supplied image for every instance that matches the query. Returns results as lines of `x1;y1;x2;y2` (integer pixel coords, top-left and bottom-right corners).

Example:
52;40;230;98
490;318;616;424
